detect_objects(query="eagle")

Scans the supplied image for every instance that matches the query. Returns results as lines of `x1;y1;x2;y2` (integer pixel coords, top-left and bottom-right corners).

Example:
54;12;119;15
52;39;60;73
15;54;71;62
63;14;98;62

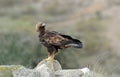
36;22;83;61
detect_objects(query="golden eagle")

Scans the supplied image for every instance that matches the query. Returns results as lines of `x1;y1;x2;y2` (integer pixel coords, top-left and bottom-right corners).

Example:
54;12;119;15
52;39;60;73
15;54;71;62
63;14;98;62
36;22;83;61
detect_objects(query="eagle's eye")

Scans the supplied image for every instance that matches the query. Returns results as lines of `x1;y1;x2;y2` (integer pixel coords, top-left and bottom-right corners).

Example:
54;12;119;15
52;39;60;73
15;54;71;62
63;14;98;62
41;23;46;27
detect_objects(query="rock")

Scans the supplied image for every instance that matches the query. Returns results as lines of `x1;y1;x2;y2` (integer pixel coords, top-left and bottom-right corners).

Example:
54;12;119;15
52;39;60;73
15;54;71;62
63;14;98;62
35;64;55;77
13;68;41;77
81;68;93;77
55;67;92;77
13;64;55;77
0;65;24;77
0;60;93;77
81;68;90;76
55;69;83;77
35;59;62;72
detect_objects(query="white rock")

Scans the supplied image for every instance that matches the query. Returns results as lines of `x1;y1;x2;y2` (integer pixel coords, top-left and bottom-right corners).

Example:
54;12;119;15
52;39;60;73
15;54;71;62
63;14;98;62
13;68;40;77
80;67;93;77
81;67;90;74
55;69;83;77
35;59;62;72
13;64;55;77
0;60;93;77
35;64;55;77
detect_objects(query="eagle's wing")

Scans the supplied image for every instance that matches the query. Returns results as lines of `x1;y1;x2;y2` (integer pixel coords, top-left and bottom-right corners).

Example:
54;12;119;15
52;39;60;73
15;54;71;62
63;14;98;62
43;31;71;46
43;31;82;48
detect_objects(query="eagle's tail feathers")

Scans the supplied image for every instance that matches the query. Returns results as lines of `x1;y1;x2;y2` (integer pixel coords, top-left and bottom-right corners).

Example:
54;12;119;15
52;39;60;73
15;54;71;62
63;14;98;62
67;42;83;48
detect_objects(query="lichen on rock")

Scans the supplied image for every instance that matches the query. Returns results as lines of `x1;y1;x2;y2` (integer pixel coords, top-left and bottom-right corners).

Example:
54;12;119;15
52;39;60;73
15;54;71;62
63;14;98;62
0;65;24;77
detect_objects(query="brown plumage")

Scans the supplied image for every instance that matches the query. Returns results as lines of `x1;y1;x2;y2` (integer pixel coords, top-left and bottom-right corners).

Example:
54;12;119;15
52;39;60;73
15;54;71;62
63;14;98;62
36;22;83;61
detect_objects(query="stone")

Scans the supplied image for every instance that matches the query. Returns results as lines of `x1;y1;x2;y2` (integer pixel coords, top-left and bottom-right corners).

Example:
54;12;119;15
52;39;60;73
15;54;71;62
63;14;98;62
13;64;55;77
55;67;92;77
35;64;55;77
35;59;62;72
13;68;41;77
0;60;93;77
55;69;83;77
81;67;92;77
0;65;24;77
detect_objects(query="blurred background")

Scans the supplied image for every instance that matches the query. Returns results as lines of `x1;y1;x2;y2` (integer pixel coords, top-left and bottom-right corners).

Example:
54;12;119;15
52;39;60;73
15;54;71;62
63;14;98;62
0;0;120;77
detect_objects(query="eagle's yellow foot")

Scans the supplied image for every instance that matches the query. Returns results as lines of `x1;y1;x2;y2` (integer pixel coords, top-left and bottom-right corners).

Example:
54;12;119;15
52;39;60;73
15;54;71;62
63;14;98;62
44;55;55;72
44;55;54;62
45;57;54;62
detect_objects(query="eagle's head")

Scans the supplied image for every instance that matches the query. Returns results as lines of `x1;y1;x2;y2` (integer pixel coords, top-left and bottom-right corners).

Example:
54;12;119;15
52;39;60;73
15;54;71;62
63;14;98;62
36;22;46;32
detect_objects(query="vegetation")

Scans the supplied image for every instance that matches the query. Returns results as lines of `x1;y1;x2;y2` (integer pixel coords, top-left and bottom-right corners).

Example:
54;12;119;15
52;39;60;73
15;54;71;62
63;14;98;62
0;17;107;68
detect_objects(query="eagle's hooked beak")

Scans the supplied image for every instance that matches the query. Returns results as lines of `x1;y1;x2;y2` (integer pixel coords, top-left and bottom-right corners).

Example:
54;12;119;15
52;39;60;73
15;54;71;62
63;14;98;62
36;24;40;32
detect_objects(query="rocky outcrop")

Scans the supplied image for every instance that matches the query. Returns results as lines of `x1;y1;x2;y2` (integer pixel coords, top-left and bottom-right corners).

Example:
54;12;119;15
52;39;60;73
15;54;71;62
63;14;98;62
0;60;92;77
0;65;24;77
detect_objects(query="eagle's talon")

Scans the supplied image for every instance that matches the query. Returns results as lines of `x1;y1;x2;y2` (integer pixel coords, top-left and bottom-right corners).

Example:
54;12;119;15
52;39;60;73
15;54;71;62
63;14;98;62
44;56;54;62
